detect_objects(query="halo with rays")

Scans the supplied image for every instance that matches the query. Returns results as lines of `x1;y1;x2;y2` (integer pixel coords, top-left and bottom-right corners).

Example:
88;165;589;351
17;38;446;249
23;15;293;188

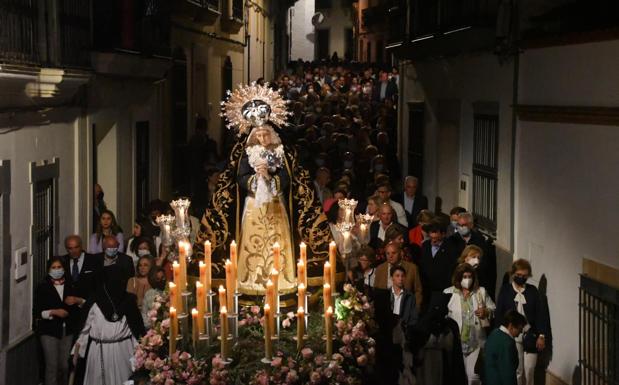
220;82;290;136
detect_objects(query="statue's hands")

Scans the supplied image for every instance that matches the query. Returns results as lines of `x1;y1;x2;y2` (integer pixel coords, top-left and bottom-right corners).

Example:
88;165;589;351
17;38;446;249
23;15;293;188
255;161;270;179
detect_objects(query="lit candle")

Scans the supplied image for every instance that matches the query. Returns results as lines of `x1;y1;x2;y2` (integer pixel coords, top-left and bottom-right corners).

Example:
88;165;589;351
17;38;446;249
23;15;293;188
265;279;274;334
230;240;237;292
299;242;307;267
323;283;331;313
178;241;188;292
169;282;180;313
191;308;199;350
325;305;333;358
264;303;272;359
297;259;306;288
297;306;305;351
297;283;306;310
270;268;279;332
196;281;205;334
273;242;281;272
199;261;207;290
225;260;234;312
220;306;228;359
329;241;337;290
323;261;331;290
359;223;367;243
218;285;227;311
204;241;212;294
169;306;178;355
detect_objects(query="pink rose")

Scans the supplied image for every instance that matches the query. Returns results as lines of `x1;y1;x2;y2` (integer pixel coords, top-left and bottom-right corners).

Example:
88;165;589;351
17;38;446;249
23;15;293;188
310;371;321;383
251;305;260;314
271;356;283;367
161;318;170;328
342;334;352;344
179;351;191;361
282;318;291;328
356;354;368;366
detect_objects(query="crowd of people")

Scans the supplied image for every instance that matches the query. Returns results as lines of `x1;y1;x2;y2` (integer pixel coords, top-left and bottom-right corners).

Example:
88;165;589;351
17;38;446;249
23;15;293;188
34;59;550;385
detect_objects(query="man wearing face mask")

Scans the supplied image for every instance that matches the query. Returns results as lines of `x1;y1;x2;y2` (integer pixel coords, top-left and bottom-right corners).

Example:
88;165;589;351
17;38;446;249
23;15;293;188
99;235;135;289
449;212;497;299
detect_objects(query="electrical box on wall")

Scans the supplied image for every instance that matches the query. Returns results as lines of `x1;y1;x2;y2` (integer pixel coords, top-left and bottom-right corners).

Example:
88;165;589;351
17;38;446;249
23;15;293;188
14;247;28;282
459;174;470;209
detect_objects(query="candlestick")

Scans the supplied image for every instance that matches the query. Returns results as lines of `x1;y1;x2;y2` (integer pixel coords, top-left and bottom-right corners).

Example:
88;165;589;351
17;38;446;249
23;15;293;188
225;260;234;312
262;303;273;362
218;285;227;310
297;259;306;288
329;241;336;290
299;242;307;268
323;261;331;289
272;242;281;272
297;307;305;351
325;306;333;358
297;283;306;310
178;241;188;292
169;306;178;355
359;223;368;245
220;306;228;359
191;308;199;352
196;282;205;334
265;279;274;336
323;283;331;313
204;241;212;294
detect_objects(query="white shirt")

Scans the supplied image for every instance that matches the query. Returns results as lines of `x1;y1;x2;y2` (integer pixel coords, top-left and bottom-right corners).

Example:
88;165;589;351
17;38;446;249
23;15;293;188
392;287;404;315
386;264;394;289
41;283;65;319
403;194;415;214
499;325;515;339
389;201;409;227
378;222;391;241
363;268;375;287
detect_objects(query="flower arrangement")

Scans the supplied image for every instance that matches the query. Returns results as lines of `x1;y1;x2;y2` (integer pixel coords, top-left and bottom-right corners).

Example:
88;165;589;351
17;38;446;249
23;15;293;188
133;285;376;384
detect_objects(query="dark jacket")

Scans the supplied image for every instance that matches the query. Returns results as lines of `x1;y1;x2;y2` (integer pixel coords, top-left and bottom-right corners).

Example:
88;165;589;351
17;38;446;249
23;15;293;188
373;287;418;340
63;252;103;300
449;230;498;299
369;221;407;250
393;193;428;227
97;252;136;289
495;283;550;352
418;239;459;308
484;328;519;385
33;278;81;338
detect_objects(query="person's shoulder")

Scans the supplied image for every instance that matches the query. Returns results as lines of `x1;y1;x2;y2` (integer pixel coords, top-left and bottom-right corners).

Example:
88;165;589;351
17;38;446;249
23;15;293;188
443;286;456;294
375;261;388;272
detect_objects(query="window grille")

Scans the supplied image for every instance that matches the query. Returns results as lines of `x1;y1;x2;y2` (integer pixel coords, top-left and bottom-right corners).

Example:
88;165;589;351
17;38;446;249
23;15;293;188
472;113;498;233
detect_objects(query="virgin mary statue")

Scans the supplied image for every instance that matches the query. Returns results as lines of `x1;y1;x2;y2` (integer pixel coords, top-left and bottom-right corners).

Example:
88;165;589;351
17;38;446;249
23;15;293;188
195;83;332;296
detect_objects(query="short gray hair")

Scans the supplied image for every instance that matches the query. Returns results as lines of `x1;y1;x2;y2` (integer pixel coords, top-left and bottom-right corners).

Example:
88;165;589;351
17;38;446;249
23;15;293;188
458;212;474;223
404;176;419;185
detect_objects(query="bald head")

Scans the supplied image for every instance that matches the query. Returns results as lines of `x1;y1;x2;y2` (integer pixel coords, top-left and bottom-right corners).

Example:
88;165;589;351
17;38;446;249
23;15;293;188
65;235;83;259
102;235;119;250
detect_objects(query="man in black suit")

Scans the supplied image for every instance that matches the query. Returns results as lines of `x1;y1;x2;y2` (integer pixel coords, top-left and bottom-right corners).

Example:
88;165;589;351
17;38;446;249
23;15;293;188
370;203;398;249
62;235;102;306
418;219;459;311
449;212;497;299
394;176;428;227
99;235;135;289
372;71;398;103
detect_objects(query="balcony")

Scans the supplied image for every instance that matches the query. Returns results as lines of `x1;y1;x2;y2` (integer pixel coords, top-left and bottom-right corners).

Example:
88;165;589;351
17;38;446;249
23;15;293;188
0;0;39;64
176;0;222;23
362;5;388;31
388;0;499;60
221;0;243;32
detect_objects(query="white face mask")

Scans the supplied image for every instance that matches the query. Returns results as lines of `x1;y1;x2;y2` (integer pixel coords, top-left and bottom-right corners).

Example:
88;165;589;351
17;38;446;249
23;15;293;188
461;278;473;289
138;249;151;257
467;257;480;268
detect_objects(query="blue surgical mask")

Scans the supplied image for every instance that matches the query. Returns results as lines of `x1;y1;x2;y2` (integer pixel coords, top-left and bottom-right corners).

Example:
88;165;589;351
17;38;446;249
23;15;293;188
49;268;64;280
457;226;471;237
105;248;119;257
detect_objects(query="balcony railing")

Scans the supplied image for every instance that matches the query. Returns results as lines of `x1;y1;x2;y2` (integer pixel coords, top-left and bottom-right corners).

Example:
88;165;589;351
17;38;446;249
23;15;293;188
59;0;91;67
232;0;242;21
0;0;40;64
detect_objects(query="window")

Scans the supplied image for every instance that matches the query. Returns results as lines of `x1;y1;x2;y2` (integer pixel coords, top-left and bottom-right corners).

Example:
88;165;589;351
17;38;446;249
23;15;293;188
30;159;59;289
315;29;330;60
472;110;498;234
136;122;150;216
204;0;220;10
344;28;353;60
232;0;243;20
0;160;10;347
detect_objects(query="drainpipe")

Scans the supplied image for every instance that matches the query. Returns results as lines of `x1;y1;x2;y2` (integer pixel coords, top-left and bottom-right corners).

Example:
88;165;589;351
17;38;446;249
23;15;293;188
246;3;251;83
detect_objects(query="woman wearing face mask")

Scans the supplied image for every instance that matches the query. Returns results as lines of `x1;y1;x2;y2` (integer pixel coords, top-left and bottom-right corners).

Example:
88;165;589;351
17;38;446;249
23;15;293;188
88;209;124;254
444;263;495;385
34;256;80;385
495;259;550;385
126;256;153;310
458;245;483;269
141;267;167;328
128;236;158;268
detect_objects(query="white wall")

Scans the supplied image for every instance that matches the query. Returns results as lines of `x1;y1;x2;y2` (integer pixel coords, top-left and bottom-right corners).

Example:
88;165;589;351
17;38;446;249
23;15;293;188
400;53;515;251
316;0;353;59
288;0;315;61
516;39;619;383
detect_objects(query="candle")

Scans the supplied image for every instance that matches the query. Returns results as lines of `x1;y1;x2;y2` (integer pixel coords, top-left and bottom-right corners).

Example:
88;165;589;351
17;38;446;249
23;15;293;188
323;261;331;289
218;285;227;310
297;283;306;310
345;208;352;222
264;303;272;359
196;281;205;334
169;306;178;355
343;231;351;253
191;308;199;351
265;279;274;334
169;282;180;313
199;261;207;291
273;242;281;272
220;306;228;359
299;242;307;267
297;306;305;351
225;260;234;312
178;242;188;292
329;241;337;289
204;241;212;293
230;240;237;292
297;259;306;288
359;223;367;243
325;306;333;358
323;283;331;313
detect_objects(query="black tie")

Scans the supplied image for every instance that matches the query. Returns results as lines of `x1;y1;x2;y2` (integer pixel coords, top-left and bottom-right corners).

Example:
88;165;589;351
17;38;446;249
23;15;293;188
72;259;79;282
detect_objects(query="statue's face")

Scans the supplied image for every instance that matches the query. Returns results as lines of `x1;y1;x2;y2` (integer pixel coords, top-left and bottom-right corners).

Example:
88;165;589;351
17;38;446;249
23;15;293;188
242;99;271;127
253;128;271;147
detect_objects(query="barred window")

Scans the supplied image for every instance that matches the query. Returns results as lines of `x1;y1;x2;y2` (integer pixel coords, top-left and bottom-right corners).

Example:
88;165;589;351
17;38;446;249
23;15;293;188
472;112;498;234
0;160;10;347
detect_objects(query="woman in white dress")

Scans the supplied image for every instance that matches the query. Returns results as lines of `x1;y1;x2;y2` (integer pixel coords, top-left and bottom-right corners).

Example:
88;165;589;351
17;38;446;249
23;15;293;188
73;266;145;385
